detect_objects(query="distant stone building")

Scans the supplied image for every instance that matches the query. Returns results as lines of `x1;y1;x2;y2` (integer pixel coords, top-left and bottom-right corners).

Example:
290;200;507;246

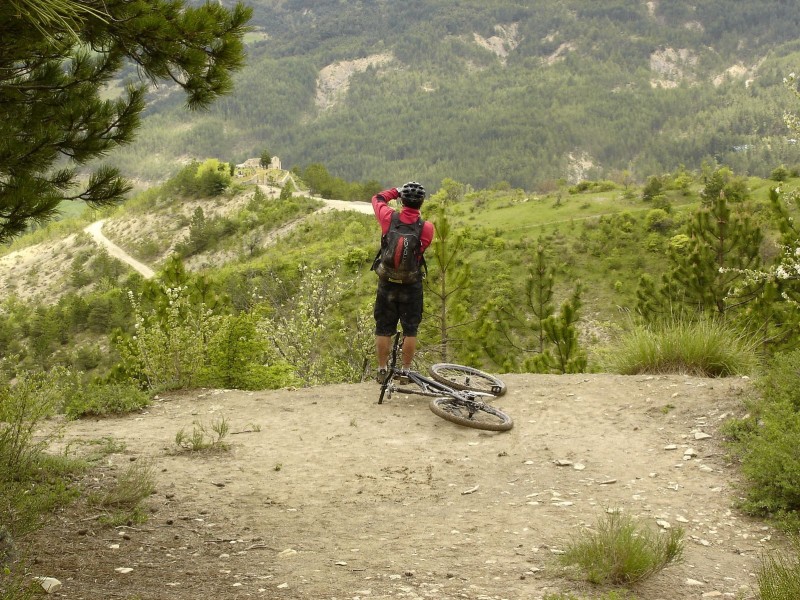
236;157;261;170
235;156;281;170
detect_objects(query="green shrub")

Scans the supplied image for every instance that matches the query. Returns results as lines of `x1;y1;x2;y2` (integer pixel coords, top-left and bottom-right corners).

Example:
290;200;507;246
645;208;672;232
737;399;800;524
771;165;790;182
559;511;683;585
757;349;800;411
606;316;756;377
725;351;800;527
63;381;150;419
73;344;103;371
200;312;290;390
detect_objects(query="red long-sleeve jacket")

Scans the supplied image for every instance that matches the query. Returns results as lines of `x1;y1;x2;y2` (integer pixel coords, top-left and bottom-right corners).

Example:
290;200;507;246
372;188;435;251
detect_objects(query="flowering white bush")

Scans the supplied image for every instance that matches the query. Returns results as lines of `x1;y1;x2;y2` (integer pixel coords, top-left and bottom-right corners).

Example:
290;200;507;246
257;265;346;386
723;243;800;306
119;286;213;390
722;76;800;309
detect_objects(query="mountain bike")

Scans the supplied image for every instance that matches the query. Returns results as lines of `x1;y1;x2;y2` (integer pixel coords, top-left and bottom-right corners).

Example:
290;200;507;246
378;332;513;432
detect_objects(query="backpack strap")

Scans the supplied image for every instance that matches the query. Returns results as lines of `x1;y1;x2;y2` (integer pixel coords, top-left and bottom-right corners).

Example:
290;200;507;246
371;212;400;272
415;217;428;279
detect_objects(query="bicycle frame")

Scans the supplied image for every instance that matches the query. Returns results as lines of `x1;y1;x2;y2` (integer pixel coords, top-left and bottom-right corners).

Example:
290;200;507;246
379;332;494;406
377;331;513;431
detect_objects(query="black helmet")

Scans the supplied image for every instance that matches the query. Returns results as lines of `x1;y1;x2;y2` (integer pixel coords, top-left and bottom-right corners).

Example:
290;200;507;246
399;181;426;208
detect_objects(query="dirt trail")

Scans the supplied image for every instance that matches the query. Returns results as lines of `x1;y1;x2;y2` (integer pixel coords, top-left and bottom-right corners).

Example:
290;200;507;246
84;220;156;278
27;373;774;599
82;197;373;279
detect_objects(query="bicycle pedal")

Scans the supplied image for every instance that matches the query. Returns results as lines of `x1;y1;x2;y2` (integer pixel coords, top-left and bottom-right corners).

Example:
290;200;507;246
394;373;410;385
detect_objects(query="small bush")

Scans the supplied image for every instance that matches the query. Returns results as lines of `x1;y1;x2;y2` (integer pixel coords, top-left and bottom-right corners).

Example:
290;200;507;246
118;286;209;391
2;453;82;537
560;511;683;585
606;316;756;377
726;351;800;527
0;561;36;600
0;369;67;478
63;381;150;419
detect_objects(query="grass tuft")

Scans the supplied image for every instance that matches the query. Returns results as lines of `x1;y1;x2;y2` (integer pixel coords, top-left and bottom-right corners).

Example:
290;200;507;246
606;315;757;377
559;510;683;585
90;461;156;511
174;416;230;452
544;592;634;600
758;539;800;599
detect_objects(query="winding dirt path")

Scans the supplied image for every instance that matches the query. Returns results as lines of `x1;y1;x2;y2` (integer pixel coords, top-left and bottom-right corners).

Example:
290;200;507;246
83;198;373;279
84;219;155;279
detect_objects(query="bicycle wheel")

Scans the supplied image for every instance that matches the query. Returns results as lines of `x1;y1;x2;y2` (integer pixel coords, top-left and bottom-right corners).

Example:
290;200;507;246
429;397;513;432
429;364;507;397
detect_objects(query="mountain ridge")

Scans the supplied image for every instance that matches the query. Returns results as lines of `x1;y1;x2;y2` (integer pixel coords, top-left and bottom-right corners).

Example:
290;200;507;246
103;0;800;190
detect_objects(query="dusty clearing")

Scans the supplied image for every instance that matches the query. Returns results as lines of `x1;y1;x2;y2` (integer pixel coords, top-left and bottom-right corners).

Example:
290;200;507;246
25;373;773;599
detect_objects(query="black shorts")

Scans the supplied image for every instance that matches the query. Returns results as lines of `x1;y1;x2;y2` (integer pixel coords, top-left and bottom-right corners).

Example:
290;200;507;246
374;280;423;337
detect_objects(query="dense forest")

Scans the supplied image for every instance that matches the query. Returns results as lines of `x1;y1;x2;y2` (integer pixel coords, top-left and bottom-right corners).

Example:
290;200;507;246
103;0;800;191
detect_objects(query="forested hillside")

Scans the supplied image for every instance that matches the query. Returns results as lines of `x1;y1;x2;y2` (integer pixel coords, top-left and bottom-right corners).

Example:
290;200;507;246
105;0;800;190
3;161;799;384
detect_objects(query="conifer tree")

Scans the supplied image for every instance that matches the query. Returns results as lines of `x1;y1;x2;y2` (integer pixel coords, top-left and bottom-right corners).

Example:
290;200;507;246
424;206;471;362
530;286;586;374
480;238;585;373
638;188;762;318
483;239;553;366
0;0;251;244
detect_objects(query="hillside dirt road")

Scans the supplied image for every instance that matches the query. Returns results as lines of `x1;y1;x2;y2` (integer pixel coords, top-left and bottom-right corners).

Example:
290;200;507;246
84;220;156;279
26;373;775;599
81;196;373;279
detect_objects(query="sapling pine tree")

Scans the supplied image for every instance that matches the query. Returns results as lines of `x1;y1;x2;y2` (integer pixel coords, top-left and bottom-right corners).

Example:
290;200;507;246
637;185;762;319
719;186;800;350
481;238;554;369
482;238;586;373
186;207;210;256
674;191;762;314
699;167;749;205
423;205;471;362
533;288;587;374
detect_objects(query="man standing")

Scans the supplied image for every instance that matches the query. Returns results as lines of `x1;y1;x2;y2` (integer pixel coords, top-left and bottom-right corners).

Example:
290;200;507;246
371;182;435;383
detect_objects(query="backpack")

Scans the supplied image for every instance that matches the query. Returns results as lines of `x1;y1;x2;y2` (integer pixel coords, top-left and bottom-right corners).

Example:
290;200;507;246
371;212;427;284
